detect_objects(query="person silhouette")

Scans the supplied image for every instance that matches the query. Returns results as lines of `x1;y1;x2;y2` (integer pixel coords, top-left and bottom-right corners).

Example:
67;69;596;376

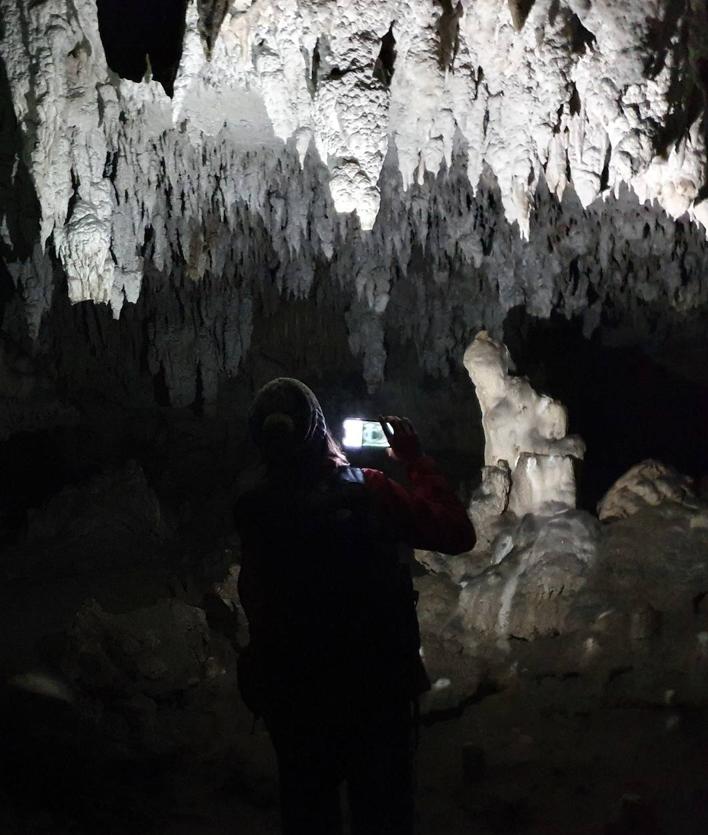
234;378;475;835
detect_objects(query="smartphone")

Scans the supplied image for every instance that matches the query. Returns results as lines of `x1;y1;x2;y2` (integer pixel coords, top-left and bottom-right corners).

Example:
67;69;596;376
342;418;390;449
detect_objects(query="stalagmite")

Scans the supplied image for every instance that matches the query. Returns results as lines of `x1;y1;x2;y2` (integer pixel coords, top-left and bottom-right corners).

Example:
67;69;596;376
418;331;601;640
464;330;584;516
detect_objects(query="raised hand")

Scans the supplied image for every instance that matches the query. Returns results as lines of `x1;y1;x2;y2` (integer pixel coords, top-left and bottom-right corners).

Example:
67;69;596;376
379;415;423;464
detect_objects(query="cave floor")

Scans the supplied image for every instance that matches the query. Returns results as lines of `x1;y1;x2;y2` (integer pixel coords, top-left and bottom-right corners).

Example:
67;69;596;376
170;700;708;835
10;694;705;835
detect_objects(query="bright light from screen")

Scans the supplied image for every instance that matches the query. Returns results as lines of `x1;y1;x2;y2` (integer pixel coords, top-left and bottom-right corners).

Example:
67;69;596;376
342;418;364;449
342;419;390;449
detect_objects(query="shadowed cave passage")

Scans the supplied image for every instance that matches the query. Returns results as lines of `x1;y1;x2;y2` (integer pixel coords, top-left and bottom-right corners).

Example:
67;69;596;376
503;309;708;509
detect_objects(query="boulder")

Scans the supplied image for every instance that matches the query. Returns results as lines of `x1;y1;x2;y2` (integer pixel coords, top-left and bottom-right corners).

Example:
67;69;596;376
64;598;212;698
62;597;243;758
597;459;696;521
25;460;169;570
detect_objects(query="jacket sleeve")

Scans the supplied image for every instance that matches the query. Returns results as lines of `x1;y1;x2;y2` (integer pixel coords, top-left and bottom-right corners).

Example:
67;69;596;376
362;456;476;555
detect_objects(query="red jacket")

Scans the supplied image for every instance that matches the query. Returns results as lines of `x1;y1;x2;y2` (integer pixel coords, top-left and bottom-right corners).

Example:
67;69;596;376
360;456;476;555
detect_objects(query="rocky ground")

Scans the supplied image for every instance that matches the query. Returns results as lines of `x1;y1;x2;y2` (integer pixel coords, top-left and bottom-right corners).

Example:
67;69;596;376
1;452;707;835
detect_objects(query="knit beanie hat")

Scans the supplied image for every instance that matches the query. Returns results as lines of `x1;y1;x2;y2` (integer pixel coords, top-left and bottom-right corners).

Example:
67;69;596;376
249;378;327;459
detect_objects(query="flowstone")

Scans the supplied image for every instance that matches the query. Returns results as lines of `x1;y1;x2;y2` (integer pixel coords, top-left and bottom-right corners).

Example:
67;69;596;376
466;461;511;553
457;509;600;639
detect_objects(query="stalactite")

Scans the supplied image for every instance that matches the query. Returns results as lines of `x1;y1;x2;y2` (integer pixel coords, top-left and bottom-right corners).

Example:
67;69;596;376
0;0;706;397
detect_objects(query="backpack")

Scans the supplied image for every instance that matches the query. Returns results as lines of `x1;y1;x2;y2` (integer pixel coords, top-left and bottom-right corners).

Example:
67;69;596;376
235;466;430;718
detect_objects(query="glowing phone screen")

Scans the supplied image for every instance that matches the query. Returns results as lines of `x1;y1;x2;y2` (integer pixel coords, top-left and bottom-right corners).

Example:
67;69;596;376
342;419;390;449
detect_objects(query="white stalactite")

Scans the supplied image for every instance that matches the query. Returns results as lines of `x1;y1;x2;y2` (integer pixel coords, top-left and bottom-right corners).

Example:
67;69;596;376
0;0;707;392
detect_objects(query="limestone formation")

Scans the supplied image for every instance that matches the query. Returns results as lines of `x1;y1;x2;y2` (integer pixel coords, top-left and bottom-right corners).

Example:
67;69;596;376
467;461;511;551
456;508;600;639
412;332;601;646
464;330;584;516
507;453;578;517
65;598;213;699
0;335;79;439
27;460;166;542
20;461;170;577
597;459;697;521
1;1;708;397
62;597;244;757
4;0;708;282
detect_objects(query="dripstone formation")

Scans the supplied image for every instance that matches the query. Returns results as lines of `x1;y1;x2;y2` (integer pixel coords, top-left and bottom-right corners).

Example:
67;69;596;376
1;0;708;398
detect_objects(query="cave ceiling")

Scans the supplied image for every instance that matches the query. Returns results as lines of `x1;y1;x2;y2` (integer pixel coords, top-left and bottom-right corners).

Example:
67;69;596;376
1;0;707;396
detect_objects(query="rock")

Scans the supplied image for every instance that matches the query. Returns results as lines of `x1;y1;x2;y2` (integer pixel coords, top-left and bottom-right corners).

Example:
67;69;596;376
62;597;244;758
606;793;663;835
64;598;211;698
597;460;696;521
628;605;663;643
414;547;490;584
418;636;487;714
690;511;708;530
699;474;708;500
464;331;584;517
598;501;708;613
468;462;511;551
422;676;461;713
456;510;600;639
203;586;243;647
0;336;79;439
25;460;169;569
415;573;462;638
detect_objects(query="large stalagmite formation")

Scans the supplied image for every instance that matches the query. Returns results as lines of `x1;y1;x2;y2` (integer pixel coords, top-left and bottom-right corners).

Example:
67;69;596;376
464;330;584;515
416;335;708;729
420;332;599;640
1;0;708;401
